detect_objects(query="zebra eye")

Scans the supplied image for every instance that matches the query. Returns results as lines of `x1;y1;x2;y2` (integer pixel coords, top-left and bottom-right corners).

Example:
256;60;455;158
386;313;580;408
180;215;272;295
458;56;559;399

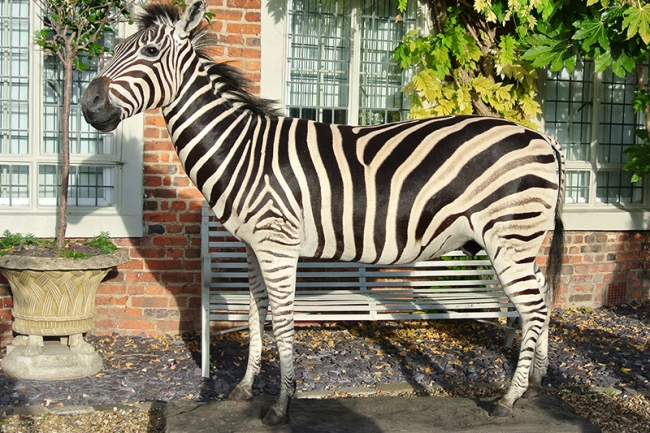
141;45;159;57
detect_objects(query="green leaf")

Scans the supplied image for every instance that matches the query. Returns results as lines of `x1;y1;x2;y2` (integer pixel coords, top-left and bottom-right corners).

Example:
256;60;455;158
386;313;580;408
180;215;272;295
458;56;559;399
594;50;613;73
623;4;650;44
573;18;610;51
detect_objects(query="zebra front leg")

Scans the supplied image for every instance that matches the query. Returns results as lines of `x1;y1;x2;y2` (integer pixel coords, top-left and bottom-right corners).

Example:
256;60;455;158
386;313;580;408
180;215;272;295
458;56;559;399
262;307;296;425
255;250;299;426
229;247;269;402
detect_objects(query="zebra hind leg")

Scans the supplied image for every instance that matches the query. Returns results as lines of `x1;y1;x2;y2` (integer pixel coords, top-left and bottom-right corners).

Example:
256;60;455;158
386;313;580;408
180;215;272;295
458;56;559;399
229;247;269;402
491;260;550;417
523;263;551;399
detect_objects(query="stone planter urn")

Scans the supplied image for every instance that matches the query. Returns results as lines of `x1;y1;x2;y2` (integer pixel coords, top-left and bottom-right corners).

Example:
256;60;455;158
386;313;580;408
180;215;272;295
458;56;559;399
0;249;129;380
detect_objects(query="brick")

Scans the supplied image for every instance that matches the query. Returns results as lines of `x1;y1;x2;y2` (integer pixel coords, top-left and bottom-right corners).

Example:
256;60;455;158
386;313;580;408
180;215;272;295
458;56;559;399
245;11;260;22
146;114;167;127
125;272;160;284
144;164;177;175
144;127;161;139
117;258;144;270
131;296;169;308
94;318;117;329
166;224;184;234
226;23;260;35
117;319;156;330
173;177;192;188
145;285;165;295
179;212;201;223
125;307;144;317
213;9;243;20
171;201;187;211
144;308;180;319
107;306;126;317
144;212;178;223
145;188;178;199
144;176;163;187
152;236;189;247
146;259;184;271
160;273;196;284
97;284;127;295
178;188;204;200
156;320;183;332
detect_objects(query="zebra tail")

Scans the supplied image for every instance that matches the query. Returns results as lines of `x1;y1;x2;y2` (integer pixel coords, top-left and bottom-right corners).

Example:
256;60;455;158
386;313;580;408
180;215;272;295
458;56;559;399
546;136;566;305
546;216;564;305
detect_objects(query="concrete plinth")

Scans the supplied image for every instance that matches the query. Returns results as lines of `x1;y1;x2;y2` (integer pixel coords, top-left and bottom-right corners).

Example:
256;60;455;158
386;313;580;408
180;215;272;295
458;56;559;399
2;341;102;380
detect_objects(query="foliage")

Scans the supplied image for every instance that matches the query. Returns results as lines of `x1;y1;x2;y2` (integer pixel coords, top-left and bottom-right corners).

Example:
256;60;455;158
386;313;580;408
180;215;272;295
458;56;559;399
0;231;45;255
84;232;119;255
396;1;650;178
394;1;542;128
521;0;649;79
34;0;135;72
0;230;116;259
517;0;650;181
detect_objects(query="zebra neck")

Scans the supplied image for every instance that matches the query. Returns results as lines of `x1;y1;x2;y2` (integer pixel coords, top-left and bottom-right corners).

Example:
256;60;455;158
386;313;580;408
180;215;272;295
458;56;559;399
161;66;260;219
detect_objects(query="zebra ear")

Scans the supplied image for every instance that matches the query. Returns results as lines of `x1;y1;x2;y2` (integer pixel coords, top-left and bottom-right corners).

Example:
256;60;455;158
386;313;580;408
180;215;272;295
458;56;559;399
175;0;205;37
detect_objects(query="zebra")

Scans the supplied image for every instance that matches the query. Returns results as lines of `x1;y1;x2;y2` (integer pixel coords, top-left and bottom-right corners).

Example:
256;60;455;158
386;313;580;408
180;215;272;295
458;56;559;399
81;0;565;426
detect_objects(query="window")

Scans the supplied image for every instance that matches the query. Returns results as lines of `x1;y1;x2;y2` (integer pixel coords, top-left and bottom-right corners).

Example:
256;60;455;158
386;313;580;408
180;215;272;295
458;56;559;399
0;0;143;237
262;0;429;126
543;60;650;230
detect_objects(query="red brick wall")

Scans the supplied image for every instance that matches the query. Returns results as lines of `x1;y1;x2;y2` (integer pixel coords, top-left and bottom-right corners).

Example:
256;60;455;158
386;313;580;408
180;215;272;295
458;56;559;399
553;231;650;308
1;0;649;345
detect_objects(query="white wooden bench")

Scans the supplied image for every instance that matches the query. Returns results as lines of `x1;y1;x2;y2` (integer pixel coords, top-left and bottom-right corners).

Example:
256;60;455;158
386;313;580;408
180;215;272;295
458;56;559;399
200;203;519;378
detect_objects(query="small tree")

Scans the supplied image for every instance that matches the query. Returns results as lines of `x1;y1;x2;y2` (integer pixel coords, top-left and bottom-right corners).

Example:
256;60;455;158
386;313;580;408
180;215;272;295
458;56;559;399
34;0;134;250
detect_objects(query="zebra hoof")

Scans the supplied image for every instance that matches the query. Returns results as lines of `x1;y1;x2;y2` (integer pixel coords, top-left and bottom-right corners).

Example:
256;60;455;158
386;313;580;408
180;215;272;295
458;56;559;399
491;401;514;418
262;407;289;426
228;385;253;402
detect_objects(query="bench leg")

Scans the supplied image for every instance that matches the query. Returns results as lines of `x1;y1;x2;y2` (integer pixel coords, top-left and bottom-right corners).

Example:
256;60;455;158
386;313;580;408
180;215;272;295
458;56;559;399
201;284;211;378
504;316;519;348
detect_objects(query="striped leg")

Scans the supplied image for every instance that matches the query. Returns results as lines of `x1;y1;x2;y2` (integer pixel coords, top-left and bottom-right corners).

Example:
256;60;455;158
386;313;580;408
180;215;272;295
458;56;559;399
229;246;269;402
252;244;300;426
491;255;549;417
523;263;551;399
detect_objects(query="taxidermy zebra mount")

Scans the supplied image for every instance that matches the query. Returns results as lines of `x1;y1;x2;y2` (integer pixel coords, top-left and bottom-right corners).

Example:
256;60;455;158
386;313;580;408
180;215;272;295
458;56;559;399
82;0;566;426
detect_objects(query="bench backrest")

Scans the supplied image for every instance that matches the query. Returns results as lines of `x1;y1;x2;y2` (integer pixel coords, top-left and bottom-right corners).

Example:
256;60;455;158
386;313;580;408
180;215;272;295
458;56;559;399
201;203;518;322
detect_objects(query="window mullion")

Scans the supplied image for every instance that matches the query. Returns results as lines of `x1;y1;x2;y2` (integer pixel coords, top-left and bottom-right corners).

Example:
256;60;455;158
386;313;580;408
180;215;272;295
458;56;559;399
589;71;602;207
29;3;44;211
348;0;361;126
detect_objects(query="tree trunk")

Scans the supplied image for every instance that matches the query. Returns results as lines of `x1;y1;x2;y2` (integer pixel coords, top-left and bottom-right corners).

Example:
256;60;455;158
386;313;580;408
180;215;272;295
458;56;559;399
56;52;73;250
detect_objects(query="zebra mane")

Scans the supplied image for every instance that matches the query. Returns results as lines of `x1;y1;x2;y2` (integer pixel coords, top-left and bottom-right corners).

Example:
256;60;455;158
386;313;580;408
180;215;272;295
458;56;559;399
135;2;278;117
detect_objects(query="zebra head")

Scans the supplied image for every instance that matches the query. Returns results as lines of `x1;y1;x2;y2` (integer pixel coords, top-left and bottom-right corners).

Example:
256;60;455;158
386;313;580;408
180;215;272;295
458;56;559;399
81;0;207;132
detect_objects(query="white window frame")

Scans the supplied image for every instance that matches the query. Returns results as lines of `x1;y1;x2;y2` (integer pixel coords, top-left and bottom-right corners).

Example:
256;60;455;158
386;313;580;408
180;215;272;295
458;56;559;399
540;66;650;231
0;5;143;238
261;0;431;126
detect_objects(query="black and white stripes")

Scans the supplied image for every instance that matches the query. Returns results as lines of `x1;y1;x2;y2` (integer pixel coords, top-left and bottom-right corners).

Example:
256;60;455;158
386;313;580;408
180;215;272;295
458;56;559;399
82;0;565;426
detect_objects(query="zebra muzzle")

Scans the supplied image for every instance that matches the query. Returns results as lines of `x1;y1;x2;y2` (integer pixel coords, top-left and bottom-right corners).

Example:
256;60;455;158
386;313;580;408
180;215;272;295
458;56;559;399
82;76;123;132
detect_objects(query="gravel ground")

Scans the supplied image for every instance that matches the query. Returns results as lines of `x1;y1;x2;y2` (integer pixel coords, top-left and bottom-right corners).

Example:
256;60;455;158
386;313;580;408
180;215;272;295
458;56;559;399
0;301;648;432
